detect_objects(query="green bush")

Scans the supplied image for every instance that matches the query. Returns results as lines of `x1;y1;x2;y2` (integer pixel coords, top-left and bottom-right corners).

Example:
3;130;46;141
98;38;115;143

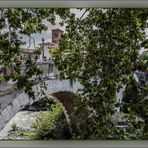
11;122;18;131
17;132;36;139
33;103;71;140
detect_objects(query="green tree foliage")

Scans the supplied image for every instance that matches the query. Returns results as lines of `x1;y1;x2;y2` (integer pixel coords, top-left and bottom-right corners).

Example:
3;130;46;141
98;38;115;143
122;44;148;139
121;77;148;139
51;8;148;139
0;8;70;99
11;122;18;131
33;103;71;140
1;8;148;140
139;50;148;70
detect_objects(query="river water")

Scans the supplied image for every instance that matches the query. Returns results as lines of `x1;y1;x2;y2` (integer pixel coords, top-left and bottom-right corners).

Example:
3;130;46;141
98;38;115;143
0;111;40;138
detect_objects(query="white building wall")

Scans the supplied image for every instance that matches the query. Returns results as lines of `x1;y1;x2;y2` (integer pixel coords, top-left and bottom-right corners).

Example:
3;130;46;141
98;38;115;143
39;45;53;60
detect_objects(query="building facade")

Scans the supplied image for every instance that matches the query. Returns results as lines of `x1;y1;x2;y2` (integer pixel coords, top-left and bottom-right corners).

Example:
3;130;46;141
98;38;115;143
38;28;63;61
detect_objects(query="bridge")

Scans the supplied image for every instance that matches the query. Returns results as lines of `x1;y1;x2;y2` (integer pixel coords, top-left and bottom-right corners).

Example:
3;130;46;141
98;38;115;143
0;60;127;132
0;78;125;133
0;60;84;132
0;78;82;131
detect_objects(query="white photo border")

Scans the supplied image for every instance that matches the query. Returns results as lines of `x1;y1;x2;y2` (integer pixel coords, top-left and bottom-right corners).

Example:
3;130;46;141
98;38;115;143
0;0;148;147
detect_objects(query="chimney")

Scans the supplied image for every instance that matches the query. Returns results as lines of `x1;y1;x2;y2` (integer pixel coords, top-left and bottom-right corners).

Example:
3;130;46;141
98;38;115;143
52;28;63;44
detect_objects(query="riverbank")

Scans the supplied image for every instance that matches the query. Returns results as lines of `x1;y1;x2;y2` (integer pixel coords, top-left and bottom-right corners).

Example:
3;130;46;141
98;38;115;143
0;99;71;140
0;110;46;140
0;127;35;140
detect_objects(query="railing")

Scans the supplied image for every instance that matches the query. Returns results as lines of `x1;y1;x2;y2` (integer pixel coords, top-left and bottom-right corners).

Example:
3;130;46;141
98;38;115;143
0;59;58;84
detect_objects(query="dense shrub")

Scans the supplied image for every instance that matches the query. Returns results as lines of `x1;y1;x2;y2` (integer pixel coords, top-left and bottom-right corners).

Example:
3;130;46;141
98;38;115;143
33;103;71;140
11;122;18;131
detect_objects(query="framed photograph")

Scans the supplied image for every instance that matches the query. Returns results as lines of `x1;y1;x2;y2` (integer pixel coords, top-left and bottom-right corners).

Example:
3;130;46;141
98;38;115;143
0;0;148;147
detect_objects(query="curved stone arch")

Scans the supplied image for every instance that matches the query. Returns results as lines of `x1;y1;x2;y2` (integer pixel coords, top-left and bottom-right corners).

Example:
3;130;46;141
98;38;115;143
0;79;82;131
0;91;79;133
49;91;77;134
27;91;79;134
50;96;72;125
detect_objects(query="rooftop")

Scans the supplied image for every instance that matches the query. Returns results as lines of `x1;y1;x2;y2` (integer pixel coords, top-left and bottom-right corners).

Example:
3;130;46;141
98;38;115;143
21;48;35;53
52;28;64;32
38;41;57;46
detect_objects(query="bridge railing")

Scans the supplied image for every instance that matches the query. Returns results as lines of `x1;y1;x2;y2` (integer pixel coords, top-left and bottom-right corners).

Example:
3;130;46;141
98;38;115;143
0;59;58;85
